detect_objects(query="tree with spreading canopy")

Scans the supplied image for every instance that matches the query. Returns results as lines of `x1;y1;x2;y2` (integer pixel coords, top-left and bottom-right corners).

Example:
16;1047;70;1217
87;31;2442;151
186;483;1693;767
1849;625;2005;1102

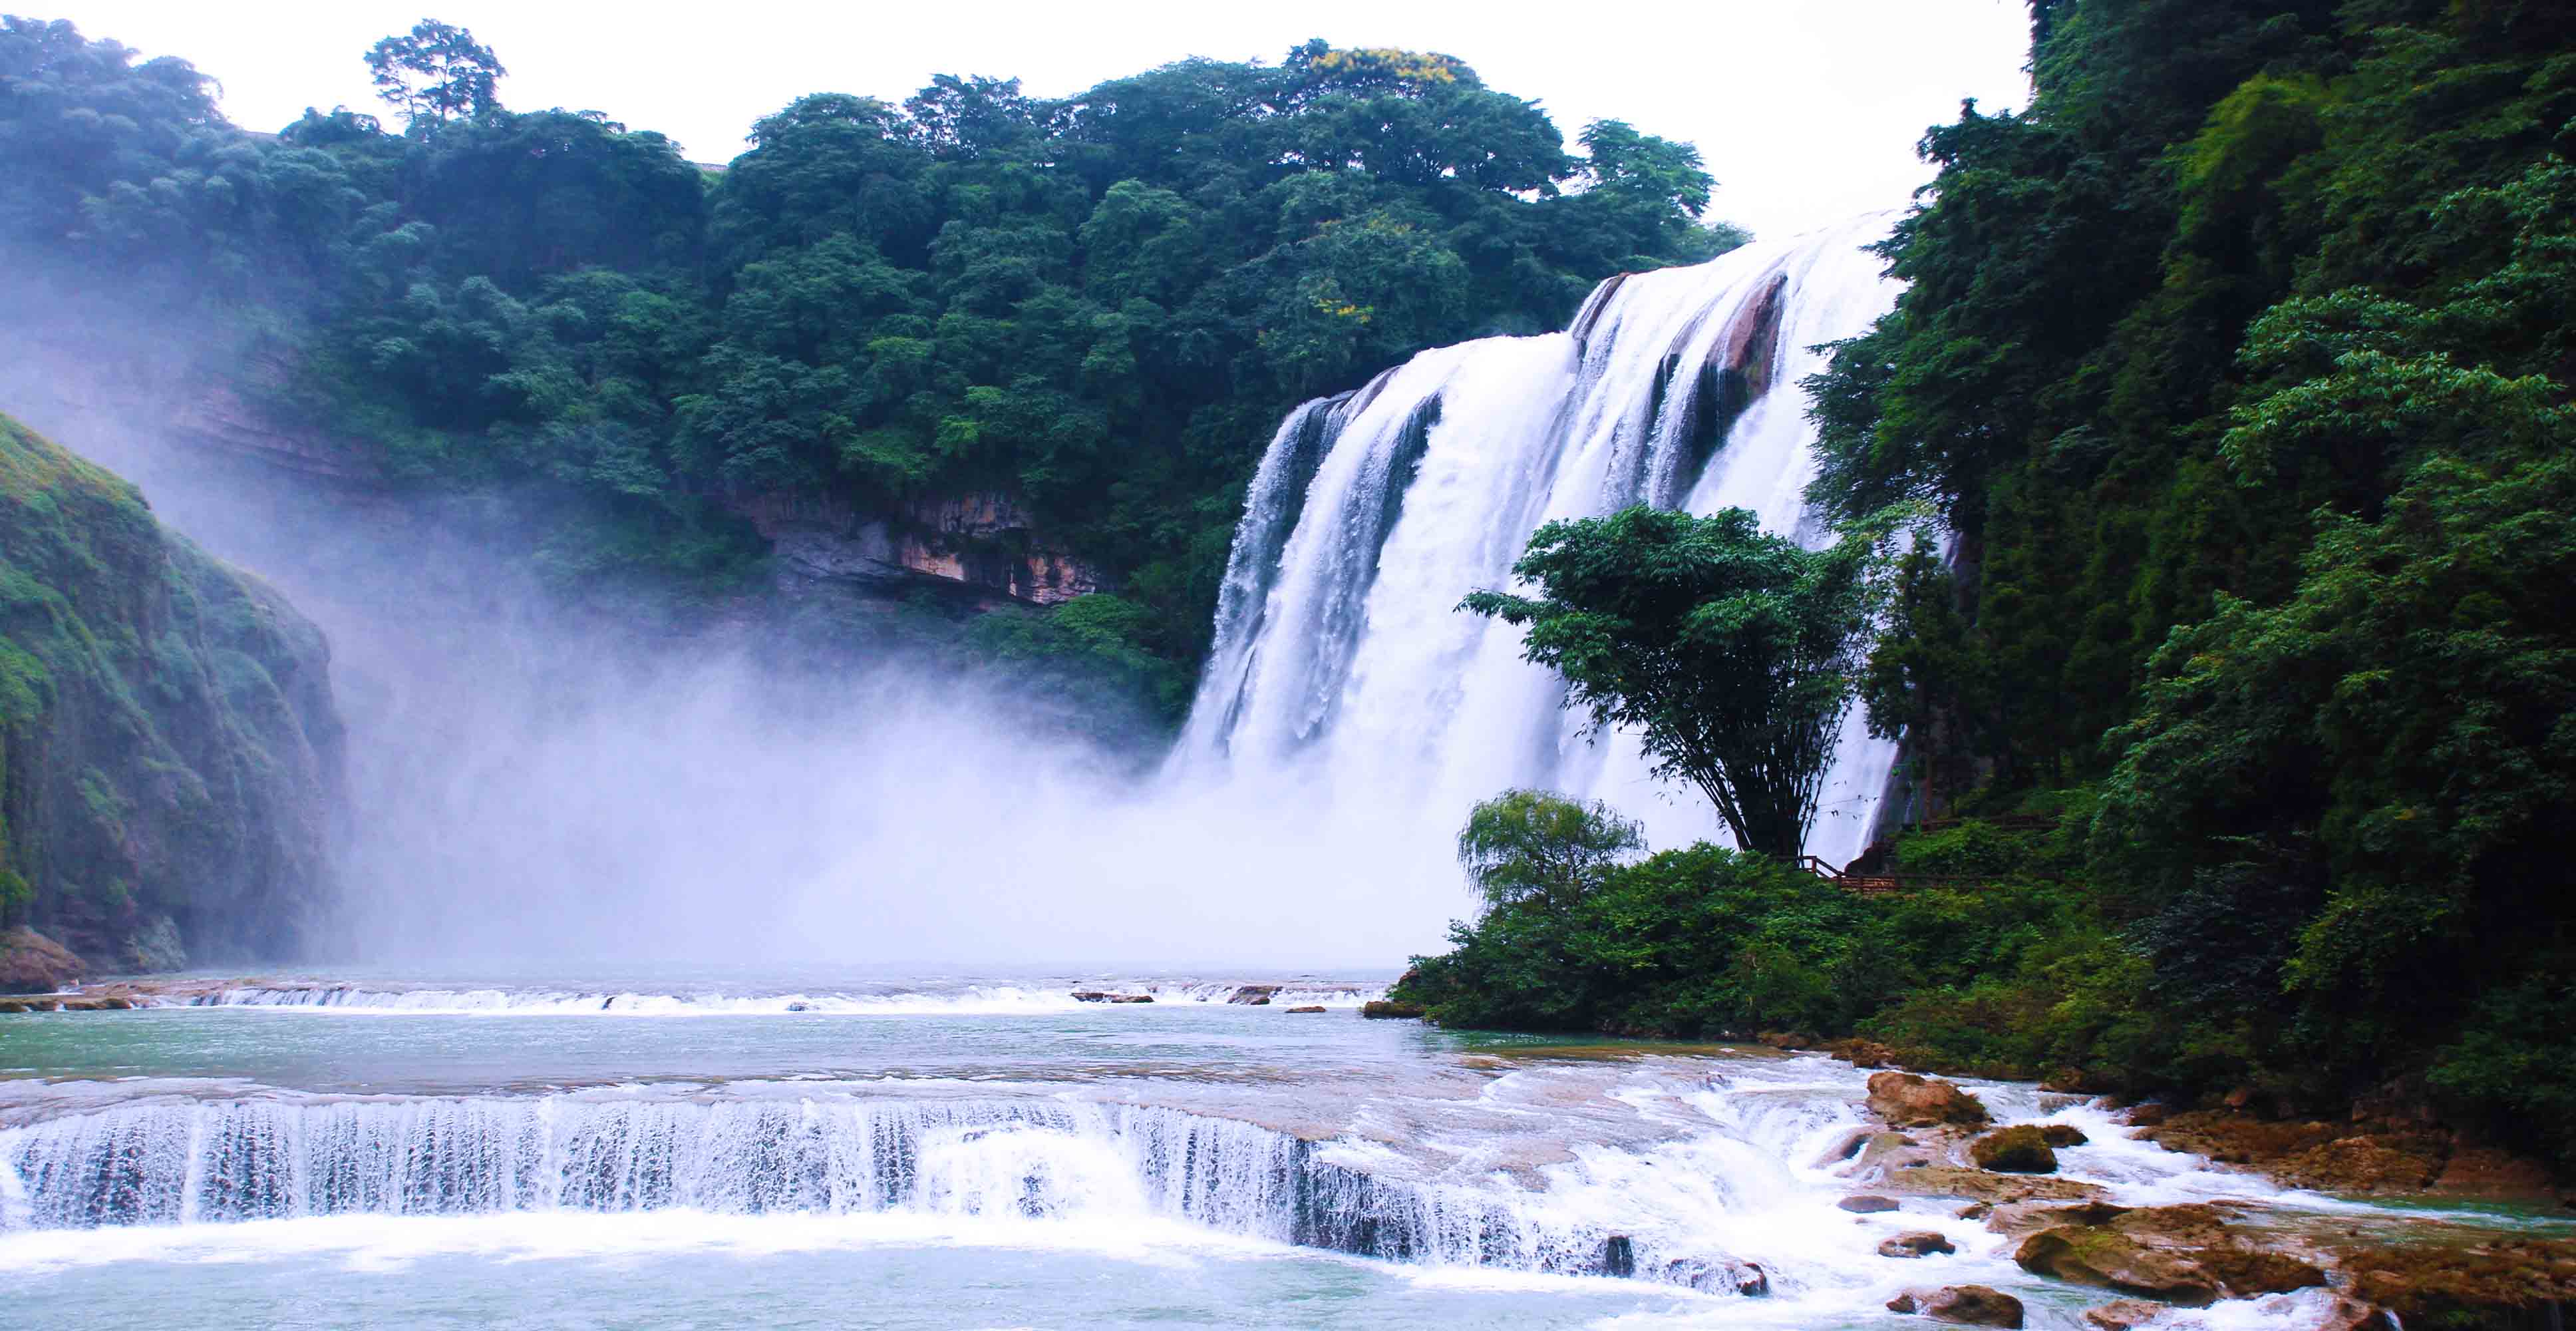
1462;506;1879;860
365;19;505;125
1454;789;1643;917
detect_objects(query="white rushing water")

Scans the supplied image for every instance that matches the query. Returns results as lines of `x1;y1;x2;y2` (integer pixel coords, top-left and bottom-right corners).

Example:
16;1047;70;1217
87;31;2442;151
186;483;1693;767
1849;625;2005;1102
160;980;1386;1015
1174;215;1905;864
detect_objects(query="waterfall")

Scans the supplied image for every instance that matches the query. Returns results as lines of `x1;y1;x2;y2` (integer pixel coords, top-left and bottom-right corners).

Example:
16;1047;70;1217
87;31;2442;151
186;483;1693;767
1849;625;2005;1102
1174;215;1904;864
0;1094;1766;1290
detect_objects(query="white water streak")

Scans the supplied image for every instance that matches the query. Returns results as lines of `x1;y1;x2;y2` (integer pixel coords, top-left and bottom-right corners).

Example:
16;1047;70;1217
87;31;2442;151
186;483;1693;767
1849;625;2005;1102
1173;217;1905;866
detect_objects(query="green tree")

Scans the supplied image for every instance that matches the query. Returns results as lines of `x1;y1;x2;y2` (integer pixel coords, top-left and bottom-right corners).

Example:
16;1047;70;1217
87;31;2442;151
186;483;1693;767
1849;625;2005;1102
1462;506;1879;859
365;19;505;126
1454;789;1643;916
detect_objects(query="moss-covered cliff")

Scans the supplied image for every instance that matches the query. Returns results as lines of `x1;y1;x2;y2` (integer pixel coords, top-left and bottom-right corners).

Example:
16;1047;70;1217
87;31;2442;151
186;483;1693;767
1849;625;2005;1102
0;411;341;978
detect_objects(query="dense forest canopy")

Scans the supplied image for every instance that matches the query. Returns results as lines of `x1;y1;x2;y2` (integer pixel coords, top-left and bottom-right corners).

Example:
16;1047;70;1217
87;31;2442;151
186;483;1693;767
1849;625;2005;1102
1394;0;2576;1181
1791;0;2576;1163
0;16;1741;715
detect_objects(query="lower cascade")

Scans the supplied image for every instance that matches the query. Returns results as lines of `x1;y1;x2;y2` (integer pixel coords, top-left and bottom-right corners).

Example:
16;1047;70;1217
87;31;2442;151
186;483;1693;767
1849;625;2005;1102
1174;215;1905;864
0;1095;1757;1288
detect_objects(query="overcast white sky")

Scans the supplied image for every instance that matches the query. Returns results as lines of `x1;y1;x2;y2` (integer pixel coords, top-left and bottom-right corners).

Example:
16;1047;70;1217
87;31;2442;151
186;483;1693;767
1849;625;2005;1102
49;1;2033;241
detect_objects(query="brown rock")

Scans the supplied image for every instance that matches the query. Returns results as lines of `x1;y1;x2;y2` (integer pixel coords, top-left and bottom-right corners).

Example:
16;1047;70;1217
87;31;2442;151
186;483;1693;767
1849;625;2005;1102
1971;1126;2059;1173
1886;1284;2024;1327
1812;1125;1878;1167
1879;1231;1958;1258
2038;1124;2090;1148
2335;1235;2576;1325
1856;1131;1937;1175
2012;1203;2325;1305
1889;1167;2111;1207
1284;1005;1327;1014
0;927;82;995
1838;1194;1902;1213
1869;1071;1993;1128
2313;1296;2397;1331
1662;1256;1770;1296
1227;985;1282;1006
2279;1136;2440;1192
1986;1199;2131;1239
2124;1104;2171;1127
2079;1298;2165;1330
1360;1000;1423;1020
2430;1146;2557;1199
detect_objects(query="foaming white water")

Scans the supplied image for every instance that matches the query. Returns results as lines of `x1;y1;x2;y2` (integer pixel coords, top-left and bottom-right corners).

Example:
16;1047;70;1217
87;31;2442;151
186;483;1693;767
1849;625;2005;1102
0;1055;2486;1331
1174;217;1905;865
160;980;1386;1015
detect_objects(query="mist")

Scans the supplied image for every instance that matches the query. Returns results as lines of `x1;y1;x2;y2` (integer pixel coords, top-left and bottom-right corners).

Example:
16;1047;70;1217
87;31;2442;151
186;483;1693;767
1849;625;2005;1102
0;259;1474;971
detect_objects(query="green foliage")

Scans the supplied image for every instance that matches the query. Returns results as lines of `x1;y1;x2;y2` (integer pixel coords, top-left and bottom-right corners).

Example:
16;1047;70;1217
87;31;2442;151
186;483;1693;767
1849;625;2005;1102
965;593;1192;723
0;411;337;960
2429;964;2576;1172
1452;789;1643;916
1462;506;1879;857
1;18;1746;713
1395;839;1861;1036
1785;0;2576;1163
365;19;505;126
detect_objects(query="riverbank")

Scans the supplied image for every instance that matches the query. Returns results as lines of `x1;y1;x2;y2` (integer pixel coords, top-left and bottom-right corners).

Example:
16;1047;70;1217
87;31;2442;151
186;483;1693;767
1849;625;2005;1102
1816;1061;2575;1329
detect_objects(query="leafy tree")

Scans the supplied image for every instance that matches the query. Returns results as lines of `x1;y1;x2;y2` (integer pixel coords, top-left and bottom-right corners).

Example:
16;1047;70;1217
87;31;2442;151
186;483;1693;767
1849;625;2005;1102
365;19;504;126
1858;531;2003;811
1462;506;1879;859
1454;789;1643;917
1;19;1742;723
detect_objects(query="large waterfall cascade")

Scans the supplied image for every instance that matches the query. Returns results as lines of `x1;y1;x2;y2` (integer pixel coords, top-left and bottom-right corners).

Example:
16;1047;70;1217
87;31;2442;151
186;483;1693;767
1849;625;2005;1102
1174;215;1907;865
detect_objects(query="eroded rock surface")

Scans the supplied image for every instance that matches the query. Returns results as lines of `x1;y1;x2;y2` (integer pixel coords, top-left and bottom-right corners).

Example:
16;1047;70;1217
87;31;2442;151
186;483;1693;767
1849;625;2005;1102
2010;1203;2324;1305
1869;1071;1992;1127
1886;1284;2024;1327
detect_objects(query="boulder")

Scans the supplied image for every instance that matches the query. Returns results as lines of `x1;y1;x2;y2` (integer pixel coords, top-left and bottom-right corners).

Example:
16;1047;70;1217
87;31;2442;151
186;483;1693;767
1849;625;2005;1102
0;927;82;994
2334;1235;2576;1326
2430;1146;2559;1199
1971;1126;2060;1173
1869;1071;1992;1127
2039;1124;2090;1148
1227;985;1283;1005
1813;1125;1878;1167
1662;1256;1769;1296
1361;1000;1424;1020
2279;1135;2441;1192
1857;1131;1939;1175
1891;1167;2110;1207
1879;1231;1958;1258
2124;1104;2171;1127
2012;1203;2325;1304
2079;1298;2166;1330
1827;1037;1905;1067
1839;1194;1903;1213
1885;1284;2024;1327
2314;1296;2398;1331
1285;1004;1327;1014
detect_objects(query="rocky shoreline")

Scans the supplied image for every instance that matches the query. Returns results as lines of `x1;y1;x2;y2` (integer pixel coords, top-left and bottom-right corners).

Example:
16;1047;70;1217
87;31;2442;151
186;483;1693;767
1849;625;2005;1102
1834;1068;2575;1329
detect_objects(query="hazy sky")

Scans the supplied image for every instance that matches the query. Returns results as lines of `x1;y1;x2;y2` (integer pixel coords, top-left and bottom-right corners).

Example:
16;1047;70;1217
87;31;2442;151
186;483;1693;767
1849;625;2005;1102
51;1;2032;241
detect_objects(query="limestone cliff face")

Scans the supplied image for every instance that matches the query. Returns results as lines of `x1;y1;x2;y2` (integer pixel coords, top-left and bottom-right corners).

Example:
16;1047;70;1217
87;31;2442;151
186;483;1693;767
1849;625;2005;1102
0;413;342;972
732;488;1110;608
0;329;1110;612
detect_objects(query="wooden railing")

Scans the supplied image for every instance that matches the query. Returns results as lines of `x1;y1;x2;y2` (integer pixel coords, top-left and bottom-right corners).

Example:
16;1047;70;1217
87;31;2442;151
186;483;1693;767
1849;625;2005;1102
1796;853;2047;895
